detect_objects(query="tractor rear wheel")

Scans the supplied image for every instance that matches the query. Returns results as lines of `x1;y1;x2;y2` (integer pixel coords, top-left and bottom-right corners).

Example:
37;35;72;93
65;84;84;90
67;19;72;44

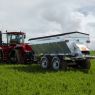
52;57;60;70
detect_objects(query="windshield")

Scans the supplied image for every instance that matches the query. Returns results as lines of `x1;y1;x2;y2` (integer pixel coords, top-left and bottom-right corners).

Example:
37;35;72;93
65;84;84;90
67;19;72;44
7;34;25;44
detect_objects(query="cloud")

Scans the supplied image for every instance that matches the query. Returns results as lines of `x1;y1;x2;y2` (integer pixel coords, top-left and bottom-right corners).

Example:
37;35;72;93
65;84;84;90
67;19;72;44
0;0;95;49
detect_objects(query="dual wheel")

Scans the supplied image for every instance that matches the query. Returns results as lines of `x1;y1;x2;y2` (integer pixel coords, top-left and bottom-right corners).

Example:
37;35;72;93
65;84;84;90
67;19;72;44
41;56;67;70
9;49;24;64
0;49;24;64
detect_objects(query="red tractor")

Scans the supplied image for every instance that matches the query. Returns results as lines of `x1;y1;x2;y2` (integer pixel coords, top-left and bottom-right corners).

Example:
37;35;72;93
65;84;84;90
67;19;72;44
0;31;34;63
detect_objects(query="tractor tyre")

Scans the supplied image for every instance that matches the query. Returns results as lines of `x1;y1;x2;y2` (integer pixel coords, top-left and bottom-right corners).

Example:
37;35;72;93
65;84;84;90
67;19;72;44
9;49;24;64
0;50;3;63
9;50;17;63
52;56;61;70
41;56;50;69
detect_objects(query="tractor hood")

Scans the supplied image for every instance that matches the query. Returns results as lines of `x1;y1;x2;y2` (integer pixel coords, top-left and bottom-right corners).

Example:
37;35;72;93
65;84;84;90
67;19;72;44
15;43;32;52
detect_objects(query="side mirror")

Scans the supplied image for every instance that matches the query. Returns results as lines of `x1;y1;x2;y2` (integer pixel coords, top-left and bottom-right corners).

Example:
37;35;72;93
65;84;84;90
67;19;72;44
86;40;90;43
24;35;26;39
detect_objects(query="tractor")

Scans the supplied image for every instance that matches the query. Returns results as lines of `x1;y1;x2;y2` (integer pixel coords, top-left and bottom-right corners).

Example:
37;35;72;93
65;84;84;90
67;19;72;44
0;31;34;63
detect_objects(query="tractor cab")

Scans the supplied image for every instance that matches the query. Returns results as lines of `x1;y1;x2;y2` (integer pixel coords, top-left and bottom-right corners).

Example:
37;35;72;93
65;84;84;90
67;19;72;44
0;31;33;64
6;32;26;45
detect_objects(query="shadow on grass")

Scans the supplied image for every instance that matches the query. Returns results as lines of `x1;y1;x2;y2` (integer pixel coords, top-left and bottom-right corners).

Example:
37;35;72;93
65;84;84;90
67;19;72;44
8;64;61;74
6;63;89;74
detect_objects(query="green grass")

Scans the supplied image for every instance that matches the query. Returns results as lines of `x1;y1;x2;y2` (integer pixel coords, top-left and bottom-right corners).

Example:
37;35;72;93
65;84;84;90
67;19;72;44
0;52;95;95
90;51;95;55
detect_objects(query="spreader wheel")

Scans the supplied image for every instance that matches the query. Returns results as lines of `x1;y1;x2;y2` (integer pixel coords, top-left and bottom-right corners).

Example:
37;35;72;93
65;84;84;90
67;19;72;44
41;56;50;69
52;57;60;70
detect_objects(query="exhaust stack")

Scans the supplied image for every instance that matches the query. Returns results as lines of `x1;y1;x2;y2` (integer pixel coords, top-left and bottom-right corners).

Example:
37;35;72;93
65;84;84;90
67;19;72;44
0;31;2;45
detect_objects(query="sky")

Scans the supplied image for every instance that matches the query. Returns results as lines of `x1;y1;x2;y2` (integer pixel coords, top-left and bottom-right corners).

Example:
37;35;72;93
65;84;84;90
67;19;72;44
0;0;95;49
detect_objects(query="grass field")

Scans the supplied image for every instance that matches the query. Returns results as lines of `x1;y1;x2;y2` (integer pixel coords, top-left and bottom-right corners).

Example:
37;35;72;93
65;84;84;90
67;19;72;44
0;52;95;95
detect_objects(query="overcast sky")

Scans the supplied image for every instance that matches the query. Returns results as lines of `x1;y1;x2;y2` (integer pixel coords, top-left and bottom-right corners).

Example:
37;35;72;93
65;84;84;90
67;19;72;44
0;0;95;49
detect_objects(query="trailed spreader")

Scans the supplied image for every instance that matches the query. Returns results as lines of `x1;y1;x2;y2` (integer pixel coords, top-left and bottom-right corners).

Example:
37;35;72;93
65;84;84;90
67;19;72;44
29;32;95;72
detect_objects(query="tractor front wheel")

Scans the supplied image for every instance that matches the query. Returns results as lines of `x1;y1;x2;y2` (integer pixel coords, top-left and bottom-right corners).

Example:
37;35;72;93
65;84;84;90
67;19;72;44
9;49;24;64
9;50;17;63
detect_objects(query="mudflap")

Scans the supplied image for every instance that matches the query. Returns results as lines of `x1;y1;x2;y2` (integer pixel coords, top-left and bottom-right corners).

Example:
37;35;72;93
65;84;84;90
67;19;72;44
76;59;91;73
